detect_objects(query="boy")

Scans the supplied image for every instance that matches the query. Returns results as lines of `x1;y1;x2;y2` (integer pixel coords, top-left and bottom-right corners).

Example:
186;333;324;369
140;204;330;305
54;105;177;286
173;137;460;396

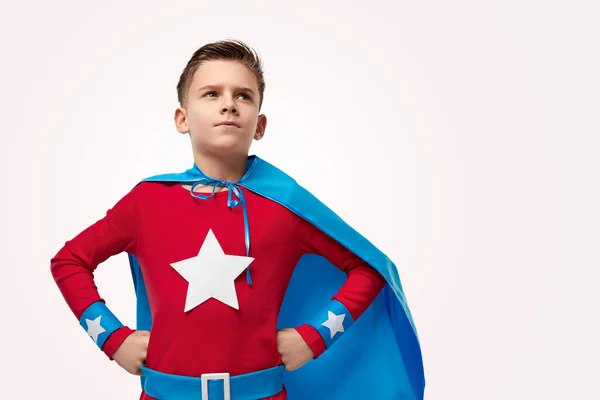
51;40;425;399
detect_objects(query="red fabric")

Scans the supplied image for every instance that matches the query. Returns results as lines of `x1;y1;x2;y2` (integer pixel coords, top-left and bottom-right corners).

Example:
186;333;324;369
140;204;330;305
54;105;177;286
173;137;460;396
51;182;386;399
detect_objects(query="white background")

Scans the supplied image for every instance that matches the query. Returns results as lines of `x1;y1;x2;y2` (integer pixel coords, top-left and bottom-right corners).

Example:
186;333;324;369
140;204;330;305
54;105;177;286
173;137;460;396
1;1;598;399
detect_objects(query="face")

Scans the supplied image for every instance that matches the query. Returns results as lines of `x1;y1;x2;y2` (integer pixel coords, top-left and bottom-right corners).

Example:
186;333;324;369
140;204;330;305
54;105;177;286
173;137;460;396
174;60;267;158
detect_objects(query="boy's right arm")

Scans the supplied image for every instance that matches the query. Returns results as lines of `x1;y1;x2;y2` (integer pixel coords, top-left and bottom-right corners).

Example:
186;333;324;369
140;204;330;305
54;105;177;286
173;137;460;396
50;185;145;366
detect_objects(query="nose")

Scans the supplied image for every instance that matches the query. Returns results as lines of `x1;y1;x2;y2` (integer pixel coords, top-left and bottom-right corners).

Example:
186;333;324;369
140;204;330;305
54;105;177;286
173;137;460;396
220;95;237;114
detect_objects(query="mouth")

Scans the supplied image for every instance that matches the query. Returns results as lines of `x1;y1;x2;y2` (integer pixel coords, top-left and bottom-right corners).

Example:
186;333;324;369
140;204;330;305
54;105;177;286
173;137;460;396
215;121;240;128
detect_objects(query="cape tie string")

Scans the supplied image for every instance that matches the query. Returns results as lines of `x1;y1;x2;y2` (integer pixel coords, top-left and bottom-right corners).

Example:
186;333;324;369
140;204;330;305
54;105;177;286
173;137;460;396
189;179;252;286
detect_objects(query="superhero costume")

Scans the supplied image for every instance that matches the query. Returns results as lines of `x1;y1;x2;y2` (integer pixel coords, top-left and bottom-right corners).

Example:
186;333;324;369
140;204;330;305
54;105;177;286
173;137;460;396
51;155;425;399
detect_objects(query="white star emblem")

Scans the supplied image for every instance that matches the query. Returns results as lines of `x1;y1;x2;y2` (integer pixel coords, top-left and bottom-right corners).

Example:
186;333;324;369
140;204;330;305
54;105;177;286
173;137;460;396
322;311;346;339
85;316;106;343
171;229;254;312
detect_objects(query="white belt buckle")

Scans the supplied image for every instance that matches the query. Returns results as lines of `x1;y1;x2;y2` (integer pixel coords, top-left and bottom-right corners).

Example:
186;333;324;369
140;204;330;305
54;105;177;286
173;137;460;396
201;372;231;400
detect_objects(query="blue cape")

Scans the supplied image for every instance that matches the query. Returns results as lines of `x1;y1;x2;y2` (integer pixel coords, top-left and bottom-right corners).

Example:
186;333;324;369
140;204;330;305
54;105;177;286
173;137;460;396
127;156;425;399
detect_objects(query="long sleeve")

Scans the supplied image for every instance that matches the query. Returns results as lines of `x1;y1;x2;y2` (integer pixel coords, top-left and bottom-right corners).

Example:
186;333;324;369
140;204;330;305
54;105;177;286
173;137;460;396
293;216;387;358
50;185;141;359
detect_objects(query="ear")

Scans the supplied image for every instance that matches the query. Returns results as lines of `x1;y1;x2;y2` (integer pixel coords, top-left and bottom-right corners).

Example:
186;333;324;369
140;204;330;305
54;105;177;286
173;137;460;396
254;114;267;140
174;106;189;134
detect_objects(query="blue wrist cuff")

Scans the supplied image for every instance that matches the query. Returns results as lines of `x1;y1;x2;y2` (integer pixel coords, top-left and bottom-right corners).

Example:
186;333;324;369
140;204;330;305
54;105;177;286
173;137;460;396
79;301;124;350
307;300;354;348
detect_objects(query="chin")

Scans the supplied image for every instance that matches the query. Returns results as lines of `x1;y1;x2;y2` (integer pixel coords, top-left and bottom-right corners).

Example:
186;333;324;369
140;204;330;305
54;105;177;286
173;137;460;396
202;140;249;158
192;130;252;156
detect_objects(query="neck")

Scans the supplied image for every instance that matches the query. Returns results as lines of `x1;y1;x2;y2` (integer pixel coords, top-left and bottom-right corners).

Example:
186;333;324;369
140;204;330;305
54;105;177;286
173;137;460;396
193;152;248;183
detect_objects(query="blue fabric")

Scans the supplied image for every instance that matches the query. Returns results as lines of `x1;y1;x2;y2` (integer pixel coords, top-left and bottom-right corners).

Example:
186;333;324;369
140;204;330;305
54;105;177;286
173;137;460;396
127;155;425;399
140;364;285;400
306;299;354;348
79;301;124;350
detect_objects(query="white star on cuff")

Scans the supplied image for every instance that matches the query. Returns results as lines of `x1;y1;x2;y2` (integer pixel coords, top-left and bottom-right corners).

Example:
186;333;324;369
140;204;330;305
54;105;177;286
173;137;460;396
85;316;106;343
321;311;346;339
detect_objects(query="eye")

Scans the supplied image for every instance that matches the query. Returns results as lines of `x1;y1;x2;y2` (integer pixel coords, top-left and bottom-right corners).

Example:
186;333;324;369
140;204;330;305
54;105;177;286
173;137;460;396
204;91;218;97
237;93;251;100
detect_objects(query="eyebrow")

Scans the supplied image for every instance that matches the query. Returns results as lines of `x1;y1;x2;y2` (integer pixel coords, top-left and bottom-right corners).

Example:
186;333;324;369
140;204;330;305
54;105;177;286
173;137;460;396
197;85;256;95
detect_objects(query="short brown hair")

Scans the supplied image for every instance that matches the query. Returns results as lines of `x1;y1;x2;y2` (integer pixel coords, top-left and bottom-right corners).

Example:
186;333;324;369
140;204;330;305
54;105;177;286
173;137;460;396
176;39;266;109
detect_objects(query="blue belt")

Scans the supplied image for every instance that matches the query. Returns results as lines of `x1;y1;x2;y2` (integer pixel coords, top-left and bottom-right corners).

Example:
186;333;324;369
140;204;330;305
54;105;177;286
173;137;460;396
140;364;285;400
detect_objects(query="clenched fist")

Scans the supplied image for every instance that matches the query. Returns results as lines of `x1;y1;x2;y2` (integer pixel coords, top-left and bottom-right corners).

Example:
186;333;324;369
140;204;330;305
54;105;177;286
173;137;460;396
276;328;314;371
112;330;150;376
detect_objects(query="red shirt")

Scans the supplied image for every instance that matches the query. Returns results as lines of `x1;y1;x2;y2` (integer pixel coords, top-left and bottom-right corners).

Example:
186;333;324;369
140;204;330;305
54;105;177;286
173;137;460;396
51;182;386;399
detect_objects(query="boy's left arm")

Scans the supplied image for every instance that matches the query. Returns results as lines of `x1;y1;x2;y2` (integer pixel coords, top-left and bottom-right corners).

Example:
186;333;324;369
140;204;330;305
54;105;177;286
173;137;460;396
277;216;387;370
